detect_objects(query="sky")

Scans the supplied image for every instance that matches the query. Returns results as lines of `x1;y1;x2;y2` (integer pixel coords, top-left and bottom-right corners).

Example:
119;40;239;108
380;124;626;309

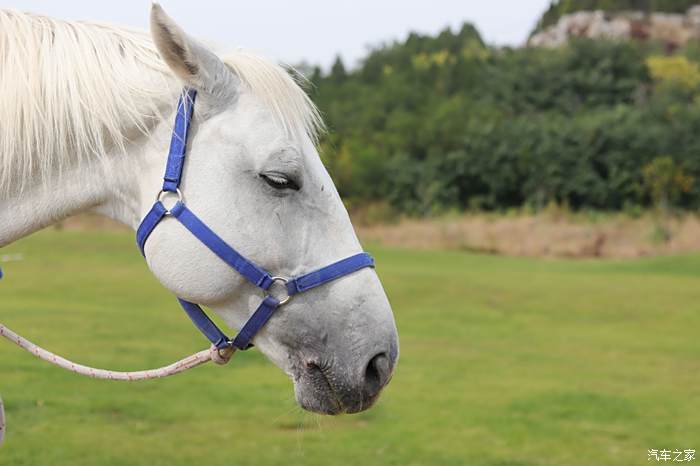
2;1;553;69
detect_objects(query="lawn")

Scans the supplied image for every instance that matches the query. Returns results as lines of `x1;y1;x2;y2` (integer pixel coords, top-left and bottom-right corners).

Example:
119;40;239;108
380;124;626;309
0;229;698;466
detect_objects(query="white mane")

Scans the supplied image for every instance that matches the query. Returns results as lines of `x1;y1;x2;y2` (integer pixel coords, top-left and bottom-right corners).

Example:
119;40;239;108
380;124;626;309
0;9;323;195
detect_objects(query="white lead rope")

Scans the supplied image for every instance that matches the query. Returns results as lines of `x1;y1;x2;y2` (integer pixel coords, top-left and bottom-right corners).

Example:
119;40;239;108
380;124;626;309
0;394;4;447
0;323;235;446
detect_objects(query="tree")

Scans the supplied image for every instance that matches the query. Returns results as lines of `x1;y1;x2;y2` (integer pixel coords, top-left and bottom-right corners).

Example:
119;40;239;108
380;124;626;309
308;18;700;215
330;56;347;83
642;156;694;212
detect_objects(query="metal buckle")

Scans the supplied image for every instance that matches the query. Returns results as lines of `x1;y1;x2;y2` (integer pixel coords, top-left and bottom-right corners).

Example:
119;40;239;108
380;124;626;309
156;188;183;215
268;276;291;306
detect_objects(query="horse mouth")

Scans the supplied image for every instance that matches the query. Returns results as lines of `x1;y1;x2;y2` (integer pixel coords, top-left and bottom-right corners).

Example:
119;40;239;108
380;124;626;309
293;361;345;415
292;360;386;415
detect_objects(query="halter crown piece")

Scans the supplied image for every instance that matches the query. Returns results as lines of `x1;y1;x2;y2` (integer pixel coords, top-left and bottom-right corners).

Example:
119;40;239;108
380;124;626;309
136;89;375;352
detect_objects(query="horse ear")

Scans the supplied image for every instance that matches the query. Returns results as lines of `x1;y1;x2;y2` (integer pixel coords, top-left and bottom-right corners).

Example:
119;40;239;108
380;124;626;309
150;3;236;98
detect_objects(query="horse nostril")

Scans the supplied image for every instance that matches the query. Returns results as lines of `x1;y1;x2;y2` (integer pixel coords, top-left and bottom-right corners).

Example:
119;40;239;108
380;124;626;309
364;352;390;396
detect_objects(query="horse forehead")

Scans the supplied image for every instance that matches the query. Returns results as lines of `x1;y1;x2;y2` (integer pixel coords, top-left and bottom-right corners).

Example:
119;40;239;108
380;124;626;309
227;92;283;132
206;105;296;156
196;94;323;175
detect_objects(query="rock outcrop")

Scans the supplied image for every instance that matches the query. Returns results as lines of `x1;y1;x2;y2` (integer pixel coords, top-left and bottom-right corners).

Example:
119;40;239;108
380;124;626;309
529;5;700;48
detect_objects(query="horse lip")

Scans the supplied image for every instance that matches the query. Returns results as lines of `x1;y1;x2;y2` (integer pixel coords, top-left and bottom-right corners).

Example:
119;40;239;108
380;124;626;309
298;360;345;415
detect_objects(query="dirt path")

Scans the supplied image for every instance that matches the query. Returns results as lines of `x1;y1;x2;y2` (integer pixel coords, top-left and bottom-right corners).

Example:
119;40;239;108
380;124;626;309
55;212;700;259
357;213;700;258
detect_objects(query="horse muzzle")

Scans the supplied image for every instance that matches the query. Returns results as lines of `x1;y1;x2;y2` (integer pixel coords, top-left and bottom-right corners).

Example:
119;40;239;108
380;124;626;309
293;341;398;415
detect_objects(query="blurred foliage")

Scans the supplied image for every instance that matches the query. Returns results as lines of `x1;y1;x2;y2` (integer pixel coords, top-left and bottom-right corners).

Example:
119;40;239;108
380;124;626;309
642;156;694;211
646;55;700;89
306;16;700;215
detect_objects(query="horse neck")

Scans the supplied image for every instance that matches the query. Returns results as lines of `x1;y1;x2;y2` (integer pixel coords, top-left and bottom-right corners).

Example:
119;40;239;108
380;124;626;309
0;99;177;247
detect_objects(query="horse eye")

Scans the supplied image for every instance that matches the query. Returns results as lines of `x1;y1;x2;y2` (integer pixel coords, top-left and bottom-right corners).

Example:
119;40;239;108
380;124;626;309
260;173;300;191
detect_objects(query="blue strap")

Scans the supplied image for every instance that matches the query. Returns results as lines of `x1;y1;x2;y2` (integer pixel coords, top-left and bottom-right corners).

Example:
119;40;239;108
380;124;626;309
287;253;374;296
163;89;197;192
134;88;377;355
170;202;274;290
178;299;232;349
136;201;168;255
178;297;283;351
231;296;280;350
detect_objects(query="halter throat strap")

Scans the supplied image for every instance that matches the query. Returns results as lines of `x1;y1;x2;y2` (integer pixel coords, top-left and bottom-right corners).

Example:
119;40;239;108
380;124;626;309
136;89;374;351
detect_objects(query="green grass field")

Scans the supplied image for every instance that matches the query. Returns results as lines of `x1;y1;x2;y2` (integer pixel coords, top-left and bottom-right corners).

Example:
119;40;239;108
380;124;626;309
0;229;698;466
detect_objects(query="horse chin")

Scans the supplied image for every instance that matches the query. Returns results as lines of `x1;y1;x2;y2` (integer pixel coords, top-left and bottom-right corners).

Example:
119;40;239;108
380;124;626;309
293;373;345;415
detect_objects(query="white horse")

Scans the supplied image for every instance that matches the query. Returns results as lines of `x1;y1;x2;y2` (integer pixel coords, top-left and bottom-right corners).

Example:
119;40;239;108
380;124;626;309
0;4;398;420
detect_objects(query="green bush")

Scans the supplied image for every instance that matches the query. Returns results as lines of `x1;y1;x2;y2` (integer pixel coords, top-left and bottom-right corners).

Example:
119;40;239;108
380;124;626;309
309;21;700;215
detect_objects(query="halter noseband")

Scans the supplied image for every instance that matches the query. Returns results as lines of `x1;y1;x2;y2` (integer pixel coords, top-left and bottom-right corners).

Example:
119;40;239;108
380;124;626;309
136;89;374;351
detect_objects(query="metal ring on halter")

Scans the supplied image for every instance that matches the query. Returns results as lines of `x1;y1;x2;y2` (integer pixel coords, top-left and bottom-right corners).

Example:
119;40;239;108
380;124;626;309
268;276;291;306
156;188;183;215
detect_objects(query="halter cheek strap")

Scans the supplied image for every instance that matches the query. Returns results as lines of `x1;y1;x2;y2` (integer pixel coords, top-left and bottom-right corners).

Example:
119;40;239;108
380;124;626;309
136;89;374;351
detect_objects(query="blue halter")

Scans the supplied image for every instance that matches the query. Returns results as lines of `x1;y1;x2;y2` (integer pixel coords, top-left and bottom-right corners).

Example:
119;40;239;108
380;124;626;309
136;89;374;351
